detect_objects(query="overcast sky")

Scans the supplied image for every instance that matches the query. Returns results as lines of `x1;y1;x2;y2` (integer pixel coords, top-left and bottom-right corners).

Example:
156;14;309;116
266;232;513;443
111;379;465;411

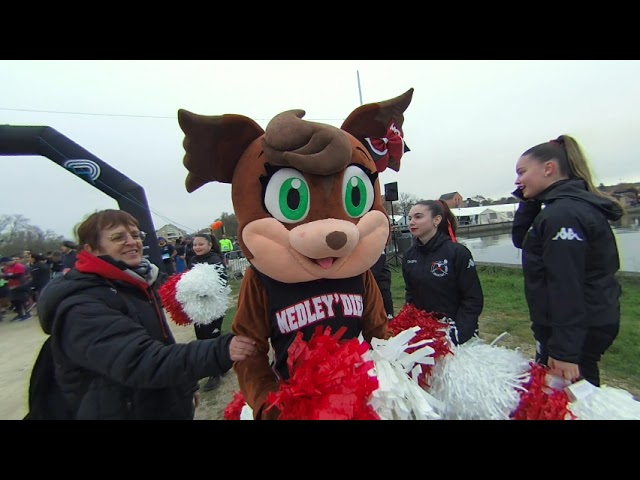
1;60;639;239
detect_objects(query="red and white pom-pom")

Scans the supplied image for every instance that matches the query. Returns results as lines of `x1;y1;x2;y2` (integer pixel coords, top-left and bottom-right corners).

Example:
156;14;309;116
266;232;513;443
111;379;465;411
226;325;446;421
511;363;574;420
223;391;254;420
388;304;453;388
159;273;191;326
365;327;444;420
221;303;640;421
159;263;230;325
224;391;249;420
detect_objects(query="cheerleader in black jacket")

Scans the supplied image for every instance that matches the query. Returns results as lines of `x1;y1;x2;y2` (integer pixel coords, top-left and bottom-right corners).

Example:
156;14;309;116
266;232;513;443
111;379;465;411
187;233;228;391
512;134;623;386
402;200;484;345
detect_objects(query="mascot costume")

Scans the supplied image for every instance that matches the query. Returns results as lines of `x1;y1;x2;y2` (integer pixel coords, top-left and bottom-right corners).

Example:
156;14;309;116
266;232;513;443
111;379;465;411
176;89;413;419
170;89;640;420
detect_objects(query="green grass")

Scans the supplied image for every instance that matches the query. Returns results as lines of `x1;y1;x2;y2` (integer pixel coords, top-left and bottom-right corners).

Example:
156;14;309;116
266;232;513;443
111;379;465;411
222;265;640;397
221;282;240;334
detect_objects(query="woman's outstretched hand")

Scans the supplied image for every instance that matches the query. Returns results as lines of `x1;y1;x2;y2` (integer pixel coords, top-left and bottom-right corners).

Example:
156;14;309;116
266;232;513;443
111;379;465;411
230;335;258;361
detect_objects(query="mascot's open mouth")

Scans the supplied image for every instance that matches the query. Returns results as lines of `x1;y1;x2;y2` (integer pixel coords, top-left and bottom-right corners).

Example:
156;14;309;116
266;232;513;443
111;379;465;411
315;257;337;269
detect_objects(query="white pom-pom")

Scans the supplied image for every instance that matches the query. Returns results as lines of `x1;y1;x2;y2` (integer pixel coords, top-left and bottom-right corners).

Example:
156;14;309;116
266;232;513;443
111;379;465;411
428;337;531;420
366;328;443;420
567;382;640;420
175;263;231;324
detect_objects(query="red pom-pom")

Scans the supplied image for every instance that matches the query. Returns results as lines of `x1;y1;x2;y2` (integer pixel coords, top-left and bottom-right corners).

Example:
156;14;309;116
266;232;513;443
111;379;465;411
389;304;453;388
224;391;248;420
264;326;380;420
511;363;575;420
158;272;192;326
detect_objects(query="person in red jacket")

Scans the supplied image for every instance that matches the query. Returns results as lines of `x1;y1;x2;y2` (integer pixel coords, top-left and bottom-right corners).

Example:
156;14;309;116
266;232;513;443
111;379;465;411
0;256;30;321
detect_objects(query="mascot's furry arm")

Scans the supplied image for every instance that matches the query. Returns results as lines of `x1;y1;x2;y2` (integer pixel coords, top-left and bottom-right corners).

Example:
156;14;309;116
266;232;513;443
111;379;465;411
178;88;413;419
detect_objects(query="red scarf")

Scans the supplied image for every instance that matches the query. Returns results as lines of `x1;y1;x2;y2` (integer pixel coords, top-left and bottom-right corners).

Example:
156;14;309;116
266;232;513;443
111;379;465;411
75;251;170;339
75;250;150;294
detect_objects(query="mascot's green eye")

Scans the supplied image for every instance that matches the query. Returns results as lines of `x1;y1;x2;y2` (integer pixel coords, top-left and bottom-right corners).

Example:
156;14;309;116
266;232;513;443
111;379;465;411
343;165;374;218
264;168;310;223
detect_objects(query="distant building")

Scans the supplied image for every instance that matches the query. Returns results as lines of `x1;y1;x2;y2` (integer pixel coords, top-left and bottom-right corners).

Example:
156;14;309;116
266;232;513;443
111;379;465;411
156;224;187;242
452;203;518;226
611;187;639;207
390;214;410;233
439;192;464;208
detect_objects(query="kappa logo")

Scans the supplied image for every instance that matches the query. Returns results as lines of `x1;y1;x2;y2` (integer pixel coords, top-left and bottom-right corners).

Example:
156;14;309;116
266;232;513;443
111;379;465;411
551;227;584;241
431;259;448;277
467;258;475;269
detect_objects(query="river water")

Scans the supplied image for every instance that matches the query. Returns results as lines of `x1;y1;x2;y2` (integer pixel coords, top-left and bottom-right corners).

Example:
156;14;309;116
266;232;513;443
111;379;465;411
458;214;640;273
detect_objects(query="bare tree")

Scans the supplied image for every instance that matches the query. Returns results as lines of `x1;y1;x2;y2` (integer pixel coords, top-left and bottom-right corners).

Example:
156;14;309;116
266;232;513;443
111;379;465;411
0;214;65;256
383;192;421;218
0;214;32;244
397;192;421;216
471;195;487;205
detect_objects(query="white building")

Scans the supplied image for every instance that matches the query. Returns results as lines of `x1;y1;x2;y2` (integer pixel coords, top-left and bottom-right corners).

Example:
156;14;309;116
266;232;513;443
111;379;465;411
156;224;188;242
452;203;518;226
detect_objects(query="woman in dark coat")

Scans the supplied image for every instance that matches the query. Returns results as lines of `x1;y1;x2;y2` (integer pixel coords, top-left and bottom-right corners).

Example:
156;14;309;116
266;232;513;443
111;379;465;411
402;200;484;345
36;209;256;419
511;134;623;387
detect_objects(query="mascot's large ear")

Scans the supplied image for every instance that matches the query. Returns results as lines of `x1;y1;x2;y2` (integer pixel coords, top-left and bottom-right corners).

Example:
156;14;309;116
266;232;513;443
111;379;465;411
178;109;265;192
341;88;414;140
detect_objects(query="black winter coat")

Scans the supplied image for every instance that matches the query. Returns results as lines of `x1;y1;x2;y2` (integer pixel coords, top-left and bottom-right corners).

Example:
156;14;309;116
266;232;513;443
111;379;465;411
513;178;623;363
402;232;484;344
37;266;235;420
29;260;51;291
370;252;394;318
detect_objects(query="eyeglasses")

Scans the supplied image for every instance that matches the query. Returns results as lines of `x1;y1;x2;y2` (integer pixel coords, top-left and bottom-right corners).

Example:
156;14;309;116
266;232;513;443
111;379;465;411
107;231;146;245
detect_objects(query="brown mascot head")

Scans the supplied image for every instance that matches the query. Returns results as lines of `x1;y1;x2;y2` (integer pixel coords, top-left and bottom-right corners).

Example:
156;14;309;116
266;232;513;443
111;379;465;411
178;88;413;283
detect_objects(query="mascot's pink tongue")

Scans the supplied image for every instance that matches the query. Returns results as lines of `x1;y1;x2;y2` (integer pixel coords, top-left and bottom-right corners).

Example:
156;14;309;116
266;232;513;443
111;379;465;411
316;257;335;269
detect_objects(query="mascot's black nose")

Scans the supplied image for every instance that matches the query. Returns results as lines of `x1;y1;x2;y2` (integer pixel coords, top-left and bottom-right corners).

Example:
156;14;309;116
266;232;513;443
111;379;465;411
326;231;347;250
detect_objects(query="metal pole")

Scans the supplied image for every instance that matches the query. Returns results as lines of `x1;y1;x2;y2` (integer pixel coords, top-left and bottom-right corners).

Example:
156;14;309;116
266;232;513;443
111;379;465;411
357;70;363;105
389;200;401;266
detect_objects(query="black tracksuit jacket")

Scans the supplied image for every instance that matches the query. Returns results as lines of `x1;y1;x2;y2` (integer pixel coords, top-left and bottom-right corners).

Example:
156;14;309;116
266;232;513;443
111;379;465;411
402;232;484;344
512;178;623;363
